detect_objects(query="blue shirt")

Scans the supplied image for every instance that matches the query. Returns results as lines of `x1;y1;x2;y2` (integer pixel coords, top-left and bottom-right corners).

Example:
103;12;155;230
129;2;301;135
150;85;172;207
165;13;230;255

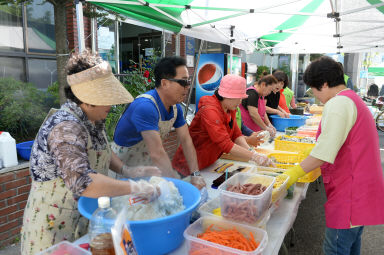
114;89;186;147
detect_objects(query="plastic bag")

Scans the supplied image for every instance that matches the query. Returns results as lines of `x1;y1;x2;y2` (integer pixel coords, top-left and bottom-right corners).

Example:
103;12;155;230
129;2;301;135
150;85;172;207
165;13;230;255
111;206;137;255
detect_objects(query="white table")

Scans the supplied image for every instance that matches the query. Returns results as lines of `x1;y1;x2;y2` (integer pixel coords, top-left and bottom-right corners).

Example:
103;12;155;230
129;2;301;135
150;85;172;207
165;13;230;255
75;134;312;255
168;159;309;255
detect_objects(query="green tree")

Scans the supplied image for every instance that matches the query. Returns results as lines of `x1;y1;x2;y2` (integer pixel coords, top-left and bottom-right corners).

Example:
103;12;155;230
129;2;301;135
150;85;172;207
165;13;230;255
0;0;123;104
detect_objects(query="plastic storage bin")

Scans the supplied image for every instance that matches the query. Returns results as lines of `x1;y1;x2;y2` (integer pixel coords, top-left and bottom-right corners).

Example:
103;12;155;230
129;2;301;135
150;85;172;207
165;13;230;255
269;115;307;132
218;173;275;224
274;135;316;153
184;216;268;255
16;140;34;161
198;197;270;230
78;178;201;255
36;241;91;255
257;172;289;204
266;151;321;183
296;126;318;137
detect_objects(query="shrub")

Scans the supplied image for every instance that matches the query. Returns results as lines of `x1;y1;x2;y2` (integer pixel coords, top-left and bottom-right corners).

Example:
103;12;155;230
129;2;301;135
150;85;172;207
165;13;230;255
0;78;59;142
105;57;158;141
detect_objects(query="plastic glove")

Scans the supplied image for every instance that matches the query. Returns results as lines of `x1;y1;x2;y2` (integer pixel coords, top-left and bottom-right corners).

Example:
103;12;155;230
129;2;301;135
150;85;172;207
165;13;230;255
128;179;160;202
191;176;206;190
250;152;276;167
277;111;287;118
283;165;307;189
122;165;161;179
245;131;264;147
266;125;276;138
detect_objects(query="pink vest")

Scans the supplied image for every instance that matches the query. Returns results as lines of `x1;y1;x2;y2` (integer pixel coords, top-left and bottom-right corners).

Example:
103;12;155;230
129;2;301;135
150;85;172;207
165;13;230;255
316;90;384;228
239;87;266;132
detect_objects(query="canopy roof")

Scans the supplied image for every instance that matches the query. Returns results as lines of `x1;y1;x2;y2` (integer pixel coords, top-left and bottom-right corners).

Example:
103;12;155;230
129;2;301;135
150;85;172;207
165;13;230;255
87;0;384;53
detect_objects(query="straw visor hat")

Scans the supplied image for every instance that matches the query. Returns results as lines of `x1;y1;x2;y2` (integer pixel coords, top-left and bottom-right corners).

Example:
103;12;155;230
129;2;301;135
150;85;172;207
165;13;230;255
67;61;133;106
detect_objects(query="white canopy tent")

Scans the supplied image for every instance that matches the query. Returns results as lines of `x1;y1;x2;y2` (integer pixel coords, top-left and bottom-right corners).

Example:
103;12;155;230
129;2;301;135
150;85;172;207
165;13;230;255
84;0;384;54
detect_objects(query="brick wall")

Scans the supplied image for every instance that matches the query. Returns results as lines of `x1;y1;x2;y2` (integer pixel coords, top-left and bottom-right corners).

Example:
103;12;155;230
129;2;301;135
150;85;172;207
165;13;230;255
0;166;31;247
66;3;93;51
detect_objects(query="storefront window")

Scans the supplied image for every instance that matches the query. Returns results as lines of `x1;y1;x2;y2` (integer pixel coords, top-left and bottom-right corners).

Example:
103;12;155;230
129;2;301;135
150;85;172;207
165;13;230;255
98;23;117;73
27;58;57;89
0;57;25;81
0;4;24;52
26;0;55;53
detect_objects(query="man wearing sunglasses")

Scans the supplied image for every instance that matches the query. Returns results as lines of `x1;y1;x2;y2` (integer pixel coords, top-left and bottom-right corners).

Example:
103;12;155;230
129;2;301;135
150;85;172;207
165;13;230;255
112;56;205;190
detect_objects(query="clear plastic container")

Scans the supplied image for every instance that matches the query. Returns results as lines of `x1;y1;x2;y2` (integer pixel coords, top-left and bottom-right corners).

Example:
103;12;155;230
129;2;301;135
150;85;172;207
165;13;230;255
257;172;289;209
198;197;270;230
184;216;268;255
89;197;117;255
36;241;91;255
218;173;275;224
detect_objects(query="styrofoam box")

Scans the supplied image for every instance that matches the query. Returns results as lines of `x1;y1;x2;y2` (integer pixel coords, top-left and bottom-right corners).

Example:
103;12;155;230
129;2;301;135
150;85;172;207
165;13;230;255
184;216;268;255
218;173;275;224
36;241;91;255
198;196;271;230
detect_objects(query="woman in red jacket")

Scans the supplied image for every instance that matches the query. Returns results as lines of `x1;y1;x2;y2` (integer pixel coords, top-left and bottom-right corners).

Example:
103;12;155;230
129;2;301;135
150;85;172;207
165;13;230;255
172;74;273;177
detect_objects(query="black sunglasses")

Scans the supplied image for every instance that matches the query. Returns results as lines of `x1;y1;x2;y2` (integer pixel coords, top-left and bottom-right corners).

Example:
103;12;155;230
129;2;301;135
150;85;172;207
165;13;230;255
165;78;191;87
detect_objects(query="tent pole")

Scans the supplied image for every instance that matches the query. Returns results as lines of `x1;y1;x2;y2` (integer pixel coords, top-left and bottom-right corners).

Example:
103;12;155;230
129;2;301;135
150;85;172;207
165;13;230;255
75;0;85;52
115;18;120;74
176;33;180;56
184;40;204;119
270;55;273;74
230;43;233;74
162;29;166;57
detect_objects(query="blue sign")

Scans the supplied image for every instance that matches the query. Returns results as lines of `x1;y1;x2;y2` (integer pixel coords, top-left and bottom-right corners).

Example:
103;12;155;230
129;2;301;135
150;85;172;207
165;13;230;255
195;53;225;110
186;36;195;56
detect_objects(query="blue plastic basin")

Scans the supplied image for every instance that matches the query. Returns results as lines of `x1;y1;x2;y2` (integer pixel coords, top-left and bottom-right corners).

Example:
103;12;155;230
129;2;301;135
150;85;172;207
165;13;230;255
16;140;34;160
269;114;307;132
78;178;201;255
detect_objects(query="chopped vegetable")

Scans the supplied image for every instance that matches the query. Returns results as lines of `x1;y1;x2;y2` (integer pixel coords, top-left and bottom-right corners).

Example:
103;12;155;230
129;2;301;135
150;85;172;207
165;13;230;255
190;224;259;254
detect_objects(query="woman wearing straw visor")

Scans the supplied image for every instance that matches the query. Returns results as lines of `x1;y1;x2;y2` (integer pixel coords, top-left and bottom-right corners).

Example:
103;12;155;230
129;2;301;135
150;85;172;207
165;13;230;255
172;74;273;176
21;50;161;254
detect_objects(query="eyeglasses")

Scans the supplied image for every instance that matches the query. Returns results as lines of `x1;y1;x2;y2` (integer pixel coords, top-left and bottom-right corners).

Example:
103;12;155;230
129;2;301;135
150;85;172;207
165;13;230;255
165;78;191;87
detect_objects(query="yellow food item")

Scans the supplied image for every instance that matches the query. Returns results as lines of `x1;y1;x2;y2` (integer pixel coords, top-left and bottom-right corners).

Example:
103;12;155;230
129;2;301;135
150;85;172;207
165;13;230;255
212;207;221;216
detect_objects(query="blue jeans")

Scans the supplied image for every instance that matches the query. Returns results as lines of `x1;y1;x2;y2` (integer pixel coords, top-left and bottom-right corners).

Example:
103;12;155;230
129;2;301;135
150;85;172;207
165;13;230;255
323;226;364;255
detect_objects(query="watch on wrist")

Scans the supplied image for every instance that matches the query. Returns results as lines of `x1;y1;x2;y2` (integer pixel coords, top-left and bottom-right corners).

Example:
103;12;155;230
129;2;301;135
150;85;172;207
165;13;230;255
191;170;201;177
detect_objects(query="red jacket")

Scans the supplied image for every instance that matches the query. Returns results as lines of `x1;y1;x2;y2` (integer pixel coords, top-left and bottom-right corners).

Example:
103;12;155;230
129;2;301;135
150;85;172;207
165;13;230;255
172;95;242;176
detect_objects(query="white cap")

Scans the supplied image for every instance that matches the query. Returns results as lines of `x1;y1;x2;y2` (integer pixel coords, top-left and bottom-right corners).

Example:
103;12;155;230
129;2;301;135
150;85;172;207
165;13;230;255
97;197;110;209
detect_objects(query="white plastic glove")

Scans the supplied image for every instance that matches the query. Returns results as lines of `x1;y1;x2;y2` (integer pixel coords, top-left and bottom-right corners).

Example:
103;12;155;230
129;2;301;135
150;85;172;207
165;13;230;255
128;179;160;202
122;165;161;179
191;176;206;190
250;152;275;167
266;126;276;139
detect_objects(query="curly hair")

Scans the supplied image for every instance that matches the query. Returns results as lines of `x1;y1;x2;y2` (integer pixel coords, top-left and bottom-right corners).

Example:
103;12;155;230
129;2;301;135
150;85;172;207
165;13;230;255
65;49;103;105
303;56;345;90
66;49;103;75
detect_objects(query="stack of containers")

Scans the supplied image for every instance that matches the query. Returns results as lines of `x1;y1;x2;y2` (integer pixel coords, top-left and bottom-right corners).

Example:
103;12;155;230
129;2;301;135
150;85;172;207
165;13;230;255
184;172;274;254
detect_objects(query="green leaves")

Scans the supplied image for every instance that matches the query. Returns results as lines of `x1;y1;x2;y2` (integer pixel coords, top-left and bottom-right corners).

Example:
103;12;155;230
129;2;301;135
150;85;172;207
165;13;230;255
0;78;59;142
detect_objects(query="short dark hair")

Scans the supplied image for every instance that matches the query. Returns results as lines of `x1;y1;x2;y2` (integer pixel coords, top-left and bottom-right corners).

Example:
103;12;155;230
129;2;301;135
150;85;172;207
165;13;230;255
154;56;187;88
65;86;83;105
258;75;277;86
272;71;289;89
303;56;345;90
214;89;224;101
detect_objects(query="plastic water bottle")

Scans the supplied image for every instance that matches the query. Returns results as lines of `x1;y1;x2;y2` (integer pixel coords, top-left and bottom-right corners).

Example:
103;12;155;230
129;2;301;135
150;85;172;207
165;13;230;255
0;132;18;168
89;197;117;255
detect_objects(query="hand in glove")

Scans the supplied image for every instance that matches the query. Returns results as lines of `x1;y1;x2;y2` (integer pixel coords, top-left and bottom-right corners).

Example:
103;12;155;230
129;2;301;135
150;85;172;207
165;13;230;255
245;131;264;147
128;179;160;202
191;176;206;190
182;175;206;190
250;152;275;167
122;165;161;179
283;165;307;189
266;126;276;139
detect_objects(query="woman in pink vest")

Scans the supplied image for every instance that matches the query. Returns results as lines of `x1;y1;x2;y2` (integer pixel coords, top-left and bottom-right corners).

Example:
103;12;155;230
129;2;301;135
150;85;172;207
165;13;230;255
239;75;278;137
283;56;384;255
